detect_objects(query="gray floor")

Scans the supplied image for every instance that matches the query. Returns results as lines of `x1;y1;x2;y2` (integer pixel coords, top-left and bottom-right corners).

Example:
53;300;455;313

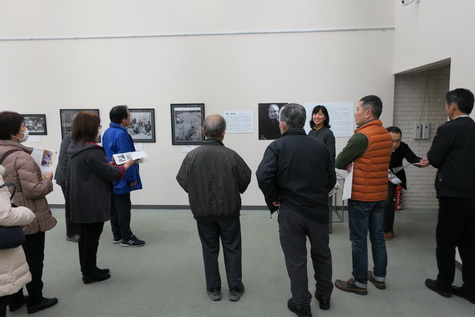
8;208;473;317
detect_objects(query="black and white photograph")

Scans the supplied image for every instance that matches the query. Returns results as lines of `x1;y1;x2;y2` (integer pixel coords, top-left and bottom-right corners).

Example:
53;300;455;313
258;102;286;140
59;109;100;141
22;114;47;135
171;103;204;145
128;108;156;143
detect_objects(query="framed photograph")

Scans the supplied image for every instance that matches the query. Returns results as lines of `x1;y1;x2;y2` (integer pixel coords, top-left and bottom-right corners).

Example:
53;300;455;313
128;108;156;143
171;103;205;145
258;102;286;140
59;109;100;141
22;114;47;135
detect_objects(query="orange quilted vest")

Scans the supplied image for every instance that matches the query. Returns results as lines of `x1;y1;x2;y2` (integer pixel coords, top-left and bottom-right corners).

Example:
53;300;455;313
352;120;392;201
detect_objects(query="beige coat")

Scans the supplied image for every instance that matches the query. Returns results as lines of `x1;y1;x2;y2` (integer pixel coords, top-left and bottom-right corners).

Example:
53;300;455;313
0;172;35;296
0;140;56;234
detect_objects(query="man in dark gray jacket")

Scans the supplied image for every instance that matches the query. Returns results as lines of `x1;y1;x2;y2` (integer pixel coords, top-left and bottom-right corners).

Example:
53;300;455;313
176;115;251;302
257;103;336;317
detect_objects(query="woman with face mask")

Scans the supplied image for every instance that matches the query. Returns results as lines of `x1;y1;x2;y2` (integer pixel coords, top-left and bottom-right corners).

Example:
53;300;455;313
0;111;58;314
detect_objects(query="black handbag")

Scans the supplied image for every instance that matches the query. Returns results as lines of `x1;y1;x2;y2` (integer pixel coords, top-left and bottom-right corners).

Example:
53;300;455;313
0;182;27;250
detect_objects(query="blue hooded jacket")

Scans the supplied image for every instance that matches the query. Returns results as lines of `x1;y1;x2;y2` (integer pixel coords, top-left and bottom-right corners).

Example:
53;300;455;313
102;122;142;194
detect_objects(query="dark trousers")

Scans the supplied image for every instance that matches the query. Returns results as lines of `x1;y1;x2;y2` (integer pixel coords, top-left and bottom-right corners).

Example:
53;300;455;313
10;232;45;305
0;295;11;317
60;185;80;238
383;182;398;233
197;218;243;291
78;222;104;277
278;206;333;309
436;197;475;292
111;193;133;241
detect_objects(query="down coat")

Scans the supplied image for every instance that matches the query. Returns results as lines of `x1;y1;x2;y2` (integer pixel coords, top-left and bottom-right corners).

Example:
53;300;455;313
0;140;56;235
0;171;35;297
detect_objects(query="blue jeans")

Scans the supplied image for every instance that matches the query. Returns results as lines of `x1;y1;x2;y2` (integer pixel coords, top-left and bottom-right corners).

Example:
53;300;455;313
348;200;387;288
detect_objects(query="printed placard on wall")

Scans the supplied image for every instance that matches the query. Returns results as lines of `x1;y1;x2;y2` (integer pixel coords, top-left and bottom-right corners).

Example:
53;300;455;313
224;111;253;134
305;102;355;137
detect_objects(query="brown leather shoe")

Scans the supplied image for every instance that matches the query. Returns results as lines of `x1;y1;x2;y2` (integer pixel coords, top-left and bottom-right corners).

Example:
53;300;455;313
384;231;394;240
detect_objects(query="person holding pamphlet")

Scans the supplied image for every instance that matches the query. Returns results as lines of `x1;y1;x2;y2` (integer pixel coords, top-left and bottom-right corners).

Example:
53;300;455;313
383;126;428;240
67;111;135;284
333;96;392;296
0;111;58;314
102;105;145;247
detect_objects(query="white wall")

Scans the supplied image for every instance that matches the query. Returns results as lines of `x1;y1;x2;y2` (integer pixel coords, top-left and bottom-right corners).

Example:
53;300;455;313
0;1;395;206
394;0;475;89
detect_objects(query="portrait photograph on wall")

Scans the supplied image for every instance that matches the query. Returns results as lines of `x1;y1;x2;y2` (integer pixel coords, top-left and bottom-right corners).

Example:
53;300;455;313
171;103;204;145
128;108;156;143
258;102;286;140
22;114;47;135
59;109;100;141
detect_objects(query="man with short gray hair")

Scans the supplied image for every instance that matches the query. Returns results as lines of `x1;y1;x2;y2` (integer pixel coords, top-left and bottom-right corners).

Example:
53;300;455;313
257;103;336;317
177;115;251;302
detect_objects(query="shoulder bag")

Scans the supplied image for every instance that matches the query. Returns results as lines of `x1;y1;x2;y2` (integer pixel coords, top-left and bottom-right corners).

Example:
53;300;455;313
0;149;27;250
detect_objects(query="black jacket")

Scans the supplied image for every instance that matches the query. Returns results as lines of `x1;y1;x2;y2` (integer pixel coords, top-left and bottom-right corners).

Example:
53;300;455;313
389;142;421;190
256;128;336;223
176;138;251;221
427;116;475;197
54;134;71;187
66;140;125;223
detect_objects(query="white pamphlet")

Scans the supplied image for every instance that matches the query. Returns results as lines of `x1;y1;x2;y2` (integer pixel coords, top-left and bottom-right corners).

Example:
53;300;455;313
113;150;148;165
342;163;354;201
31;148;58;178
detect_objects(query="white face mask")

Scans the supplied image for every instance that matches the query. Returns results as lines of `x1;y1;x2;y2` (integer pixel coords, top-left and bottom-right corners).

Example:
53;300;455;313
18;128;29;143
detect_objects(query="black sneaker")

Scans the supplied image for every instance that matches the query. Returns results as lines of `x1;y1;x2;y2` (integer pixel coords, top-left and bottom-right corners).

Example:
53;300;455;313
287;298;312;317
27;297;58;314
229;286;245;302
314;291;330;310
425;279;451;298
9;295;28;312
113;237;122;244
206;288;222;301
368;271;386;290
82;272;111;284
121;235;145;247
335;278;368;295
452;286;475;304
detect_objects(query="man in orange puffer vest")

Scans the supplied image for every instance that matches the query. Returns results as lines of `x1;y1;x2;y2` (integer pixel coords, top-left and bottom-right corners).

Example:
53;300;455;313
334;95;392;295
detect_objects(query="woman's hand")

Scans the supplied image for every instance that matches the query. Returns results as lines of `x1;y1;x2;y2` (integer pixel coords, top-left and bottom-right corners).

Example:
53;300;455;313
43;171;53;180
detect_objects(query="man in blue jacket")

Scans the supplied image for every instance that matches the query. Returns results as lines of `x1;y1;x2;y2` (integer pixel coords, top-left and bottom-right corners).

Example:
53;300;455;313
103;105;145;247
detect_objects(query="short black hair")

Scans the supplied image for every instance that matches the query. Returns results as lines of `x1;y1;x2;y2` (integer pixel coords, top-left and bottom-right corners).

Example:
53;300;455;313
360;95;383;119
446;88;474;114
0;111;24;140
109;105;129;124
386;126;402;135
